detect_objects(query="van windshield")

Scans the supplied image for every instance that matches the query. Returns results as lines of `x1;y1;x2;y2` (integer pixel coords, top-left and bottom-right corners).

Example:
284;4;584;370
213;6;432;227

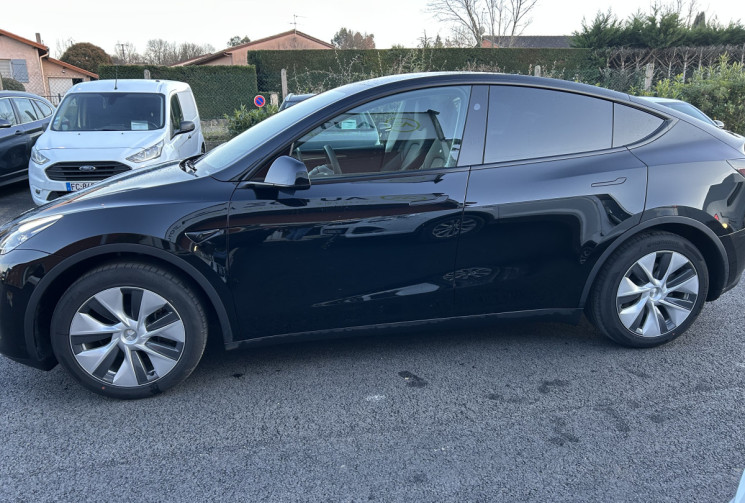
51;93;165;131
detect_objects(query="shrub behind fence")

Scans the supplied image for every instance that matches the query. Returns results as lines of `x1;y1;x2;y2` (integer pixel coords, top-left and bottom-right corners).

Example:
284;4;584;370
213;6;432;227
97;64;259;120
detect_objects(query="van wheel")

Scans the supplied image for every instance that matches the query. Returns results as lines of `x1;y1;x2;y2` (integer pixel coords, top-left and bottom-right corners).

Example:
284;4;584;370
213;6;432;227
588;232;708;347
51;262;207;399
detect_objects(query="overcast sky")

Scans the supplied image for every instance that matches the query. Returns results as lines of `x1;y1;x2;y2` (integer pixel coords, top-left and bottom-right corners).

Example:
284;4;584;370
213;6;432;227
4;0;743;56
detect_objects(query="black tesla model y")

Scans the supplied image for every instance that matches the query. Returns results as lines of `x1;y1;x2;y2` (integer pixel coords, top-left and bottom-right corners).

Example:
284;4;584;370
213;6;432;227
1;73;744;398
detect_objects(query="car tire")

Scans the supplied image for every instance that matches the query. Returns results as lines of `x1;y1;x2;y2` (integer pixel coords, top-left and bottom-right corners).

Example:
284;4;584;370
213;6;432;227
51;262;208;399
588;231;708;348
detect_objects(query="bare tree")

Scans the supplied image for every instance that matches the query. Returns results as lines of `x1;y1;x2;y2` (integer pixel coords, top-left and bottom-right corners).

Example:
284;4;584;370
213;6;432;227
427;0;485;46
428;0;540;47
112;41;142;64
177;42;214;62
54;38;75;58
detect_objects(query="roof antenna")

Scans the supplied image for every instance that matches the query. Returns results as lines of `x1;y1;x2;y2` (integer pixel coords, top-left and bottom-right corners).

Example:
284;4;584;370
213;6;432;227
114;42;124;90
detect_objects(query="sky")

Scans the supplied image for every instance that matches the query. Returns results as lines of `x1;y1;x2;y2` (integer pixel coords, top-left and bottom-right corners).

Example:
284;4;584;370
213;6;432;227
3;0;743;57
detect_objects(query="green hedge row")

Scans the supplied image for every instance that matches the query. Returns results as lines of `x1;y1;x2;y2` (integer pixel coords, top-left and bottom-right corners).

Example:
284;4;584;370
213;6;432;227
97;64;259;119
247;48;595;93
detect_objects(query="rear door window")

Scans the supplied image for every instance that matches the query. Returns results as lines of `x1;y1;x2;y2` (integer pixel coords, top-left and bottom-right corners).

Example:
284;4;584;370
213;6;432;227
485;86;613;163
12;98;39;124
33;99;54;118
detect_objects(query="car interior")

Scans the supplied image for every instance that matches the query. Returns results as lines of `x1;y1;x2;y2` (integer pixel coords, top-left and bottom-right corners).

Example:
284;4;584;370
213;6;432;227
290;86;469;178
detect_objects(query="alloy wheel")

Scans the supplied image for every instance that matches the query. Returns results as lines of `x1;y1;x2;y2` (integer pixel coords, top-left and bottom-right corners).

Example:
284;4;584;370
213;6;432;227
68;287;185;387
615;250;699;337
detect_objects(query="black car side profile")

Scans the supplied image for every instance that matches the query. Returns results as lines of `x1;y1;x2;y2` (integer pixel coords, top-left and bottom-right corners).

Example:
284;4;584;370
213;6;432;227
0;91;54;186
1;73;744;399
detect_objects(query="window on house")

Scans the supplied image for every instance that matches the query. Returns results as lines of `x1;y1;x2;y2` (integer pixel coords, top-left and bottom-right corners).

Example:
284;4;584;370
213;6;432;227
0;60;11;79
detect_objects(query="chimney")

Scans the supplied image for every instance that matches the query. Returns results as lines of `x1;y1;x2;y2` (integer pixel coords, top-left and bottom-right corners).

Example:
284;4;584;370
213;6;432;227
35;33;42;44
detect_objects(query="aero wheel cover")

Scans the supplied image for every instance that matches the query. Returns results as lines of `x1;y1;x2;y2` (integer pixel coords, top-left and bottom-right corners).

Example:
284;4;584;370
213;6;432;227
616;250;699;338
68;287;186;387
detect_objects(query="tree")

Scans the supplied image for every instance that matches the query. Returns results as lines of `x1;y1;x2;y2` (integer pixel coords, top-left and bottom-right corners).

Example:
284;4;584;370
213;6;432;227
177;42;214;62
54;38;75;59
331;28;376;49
571;3;745;48
427;0;539;47
141;40;213;65
418;31;446;48
228;35;251;47
60;43;112;73
112;41;142;64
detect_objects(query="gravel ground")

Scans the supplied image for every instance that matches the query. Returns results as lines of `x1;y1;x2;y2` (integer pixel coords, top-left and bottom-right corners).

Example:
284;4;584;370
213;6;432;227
0;181;743;502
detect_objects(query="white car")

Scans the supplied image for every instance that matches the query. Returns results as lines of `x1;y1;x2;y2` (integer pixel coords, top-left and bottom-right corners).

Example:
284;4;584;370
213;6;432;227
28;79;204;205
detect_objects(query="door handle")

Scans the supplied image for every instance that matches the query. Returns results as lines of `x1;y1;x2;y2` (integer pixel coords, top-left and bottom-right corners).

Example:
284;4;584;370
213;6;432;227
591;177;626;187
14;130;23;136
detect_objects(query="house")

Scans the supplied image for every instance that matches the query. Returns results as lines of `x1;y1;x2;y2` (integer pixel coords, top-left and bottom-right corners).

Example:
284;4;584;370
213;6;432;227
0;28;97;103
174;30;333;67
482;35;572;49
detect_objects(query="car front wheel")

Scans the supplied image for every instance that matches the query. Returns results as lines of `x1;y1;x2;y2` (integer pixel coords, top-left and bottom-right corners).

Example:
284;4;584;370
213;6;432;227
51;262;208;399
588;231;709;347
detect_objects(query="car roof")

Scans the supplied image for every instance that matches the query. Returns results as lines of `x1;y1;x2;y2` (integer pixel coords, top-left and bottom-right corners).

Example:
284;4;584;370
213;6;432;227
67;79;191;94
0;90;53;102
333;72;632;102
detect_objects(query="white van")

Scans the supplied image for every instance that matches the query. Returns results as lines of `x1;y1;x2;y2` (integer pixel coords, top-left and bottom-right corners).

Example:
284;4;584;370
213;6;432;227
28;79;204;205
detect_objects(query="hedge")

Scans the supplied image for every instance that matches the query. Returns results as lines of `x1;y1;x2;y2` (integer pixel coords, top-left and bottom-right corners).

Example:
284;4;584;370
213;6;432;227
97;64;259;119
247;48;595;93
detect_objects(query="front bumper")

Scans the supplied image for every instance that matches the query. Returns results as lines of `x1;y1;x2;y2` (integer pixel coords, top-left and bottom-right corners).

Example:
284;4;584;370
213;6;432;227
0;248;61;370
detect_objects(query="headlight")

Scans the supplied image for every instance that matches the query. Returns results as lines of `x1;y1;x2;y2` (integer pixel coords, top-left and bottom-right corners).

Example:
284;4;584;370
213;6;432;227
31;147;50;165
0;215;62;254
126;140;164;163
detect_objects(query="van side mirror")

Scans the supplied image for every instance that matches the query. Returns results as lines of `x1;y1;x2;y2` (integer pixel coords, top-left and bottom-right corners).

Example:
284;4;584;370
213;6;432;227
264;156;310;189
0;119;11;129
178;121;196;134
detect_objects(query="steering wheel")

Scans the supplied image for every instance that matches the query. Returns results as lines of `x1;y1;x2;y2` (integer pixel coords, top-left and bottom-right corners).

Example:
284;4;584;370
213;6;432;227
323;145;342;175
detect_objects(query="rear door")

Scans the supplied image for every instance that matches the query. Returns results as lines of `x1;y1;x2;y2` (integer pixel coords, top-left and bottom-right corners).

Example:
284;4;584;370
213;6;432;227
226;85;475;339
455;86;660;315
0;97;27;179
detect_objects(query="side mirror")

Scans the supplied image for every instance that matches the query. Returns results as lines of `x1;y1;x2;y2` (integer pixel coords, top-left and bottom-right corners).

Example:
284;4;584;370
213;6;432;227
177;121;196;134
42;123;48;132
0;119;11;129
264;156;310;189
713;120;725;129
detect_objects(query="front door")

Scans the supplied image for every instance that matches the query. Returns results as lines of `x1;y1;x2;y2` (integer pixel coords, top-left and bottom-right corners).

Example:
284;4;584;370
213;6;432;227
226;85;475;339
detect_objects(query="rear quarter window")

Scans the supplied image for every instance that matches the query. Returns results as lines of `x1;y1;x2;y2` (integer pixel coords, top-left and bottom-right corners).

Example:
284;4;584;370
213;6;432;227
613;104;665;147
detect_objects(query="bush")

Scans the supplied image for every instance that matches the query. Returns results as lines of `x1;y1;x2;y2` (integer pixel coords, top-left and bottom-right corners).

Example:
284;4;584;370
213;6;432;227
647;56;745;135
1;78;24;91
225;104;278;137
246;48;594;93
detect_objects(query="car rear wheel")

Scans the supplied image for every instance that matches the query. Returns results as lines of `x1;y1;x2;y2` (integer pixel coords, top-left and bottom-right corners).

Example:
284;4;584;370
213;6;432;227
588;231;708;347
51;262;207;399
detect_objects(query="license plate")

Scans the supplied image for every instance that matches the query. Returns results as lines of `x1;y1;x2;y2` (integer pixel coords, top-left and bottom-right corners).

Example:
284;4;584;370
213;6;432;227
65;181;96;191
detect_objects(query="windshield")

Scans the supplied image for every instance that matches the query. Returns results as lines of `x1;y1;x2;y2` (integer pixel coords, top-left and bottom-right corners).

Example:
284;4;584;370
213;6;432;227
51;92;165;131
661;101;714;125
193;89;346;176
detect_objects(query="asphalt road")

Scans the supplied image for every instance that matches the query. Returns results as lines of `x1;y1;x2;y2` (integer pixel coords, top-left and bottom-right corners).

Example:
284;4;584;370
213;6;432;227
0;180;743;502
